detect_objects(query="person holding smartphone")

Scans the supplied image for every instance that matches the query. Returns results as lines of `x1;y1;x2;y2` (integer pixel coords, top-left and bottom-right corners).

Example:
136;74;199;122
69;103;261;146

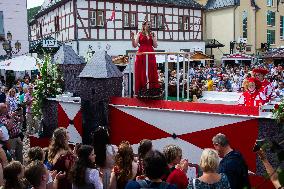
256;148;283;189
130;20;159;94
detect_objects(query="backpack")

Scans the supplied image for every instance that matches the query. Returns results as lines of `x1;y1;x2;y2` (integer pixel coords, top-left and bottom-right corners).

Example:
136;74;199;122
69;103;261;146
137;180;169;189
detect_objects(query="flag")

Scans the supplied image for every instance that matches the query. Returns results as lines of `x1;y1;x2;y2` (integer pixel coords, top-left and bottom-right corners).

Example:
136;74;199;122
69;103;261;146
110;10;115;21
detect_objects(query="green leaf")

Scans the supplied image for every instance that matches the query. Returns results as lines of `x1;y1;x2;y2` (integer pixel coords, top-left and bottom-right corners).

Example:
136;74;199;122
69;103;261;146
278;169;284;186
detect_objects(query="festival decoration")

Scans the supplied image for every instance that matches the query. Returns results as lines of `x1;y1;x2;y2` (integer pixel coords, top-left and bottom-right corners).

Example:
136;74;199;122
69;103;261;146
32;54;63;118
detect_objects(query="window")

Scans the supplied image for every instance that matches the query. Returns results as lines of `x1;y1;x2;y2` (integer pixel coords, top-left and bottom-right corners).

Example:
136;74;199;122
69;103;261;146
242;11;248;38
90;11;96;26
157;15;163;28
130;13;137;27
123;12;137;27
267;29;275;44
97;10;104;26
267;11;275;26
54;16;60;32
267;0;274;6
90;10;105;27
178;16;183;30
39;22;43;38
281;16;284;39
0;11;4;41
124;12;129;27
184;17;189;30
150;14;157;28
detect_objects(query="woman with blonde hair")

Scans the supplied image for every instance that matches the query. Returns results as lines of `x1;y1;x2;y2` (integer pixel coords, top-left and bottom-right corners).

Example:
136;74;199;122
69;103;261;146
6;88;18;113
188;148;231;189
48;127;75;189
109;141;137;189
130;20;159;94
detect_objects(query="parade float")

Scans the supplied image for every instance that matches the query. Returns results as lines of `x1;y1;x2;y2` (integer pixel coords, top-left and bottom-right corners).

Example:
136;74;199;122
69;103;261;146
30;46;283;188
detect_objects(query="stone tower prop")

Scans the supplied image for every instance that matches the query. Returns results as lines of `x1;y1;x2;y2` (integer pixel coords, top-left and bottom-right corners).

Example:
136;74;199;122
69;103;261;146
79;50;123;144
53;45;86;96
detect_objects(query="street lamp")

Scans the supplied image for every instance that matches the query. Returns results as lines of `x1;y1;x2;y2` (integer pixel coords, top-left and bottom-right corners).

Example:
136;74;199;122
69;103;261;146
2;31;21;59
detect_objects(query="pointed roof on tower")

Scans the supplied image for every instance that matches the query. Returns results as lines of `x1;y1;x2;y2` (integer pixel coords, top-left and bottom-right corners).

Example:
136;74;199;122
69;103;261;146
79;50;122;79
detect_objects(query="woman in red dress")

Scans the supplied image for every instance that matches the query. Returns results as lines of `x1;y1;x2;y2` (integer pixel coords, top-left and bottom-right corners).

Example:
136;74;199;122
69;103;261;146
131;20;159;94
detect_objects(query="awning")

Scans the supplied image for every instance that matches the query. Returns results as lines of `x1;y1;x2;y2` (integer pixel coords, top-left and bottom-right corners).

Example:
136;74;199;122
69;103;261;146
261;48;284;59
188;51;213;61
0;55;41;71
222;53;252;61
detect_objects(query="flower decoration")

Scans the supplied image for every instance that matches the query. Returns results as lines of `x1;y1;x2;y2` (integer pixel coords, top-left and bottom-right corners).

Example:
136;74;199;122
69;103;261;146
32;54;63;118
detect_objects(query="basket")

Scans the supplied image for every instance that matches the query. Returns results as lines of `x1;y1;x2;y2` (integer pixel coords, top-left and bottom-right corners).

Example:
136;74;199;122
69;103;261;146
137;82;164;100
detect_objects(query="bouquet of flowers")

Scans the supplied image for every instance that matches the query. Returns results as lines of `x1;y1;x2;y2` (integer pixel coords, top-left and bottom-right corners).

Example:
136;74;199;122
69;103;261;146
32;54;63;118
273;102;284;123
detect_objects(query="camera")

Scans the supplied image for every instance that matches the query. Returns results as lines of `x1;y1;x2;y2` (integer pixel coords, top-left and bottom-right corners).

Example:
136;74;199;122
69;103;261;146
253;139;265;152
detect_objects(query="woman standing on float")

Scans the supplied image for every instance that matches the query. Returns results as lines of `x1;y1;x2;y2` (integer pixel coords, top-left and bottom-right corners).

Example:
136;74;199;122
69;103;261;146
131;20;159;94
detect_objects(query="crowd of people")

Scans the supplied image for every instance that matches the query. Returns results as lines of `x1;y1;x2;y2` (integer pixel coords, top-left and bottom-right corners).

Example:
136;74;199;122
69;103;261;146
0;125;280;189
157;64;284;104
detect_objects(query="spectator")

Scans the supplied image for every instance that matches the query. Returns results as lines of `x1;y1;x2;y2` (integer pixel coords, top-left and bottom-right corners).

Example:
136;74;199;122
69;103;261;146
256;148;283;189
136;139;152;178
109;141;137;189
3;161;25;189
163;145;188;189
0;87;6;104
188;148;231;189
212;133;251;189
48;127;75;189
125;150;177;189
92;126;117;189
24;85;37;134
71;145;103;189
6;88;18;113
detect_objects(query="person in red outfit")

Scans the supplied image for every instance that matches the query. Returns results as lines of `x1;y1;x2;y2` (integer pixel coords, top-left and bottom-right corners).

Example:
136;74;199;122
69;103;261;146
131;20;159;94
163;145;189;189
253;68;273;103
238;77;266;107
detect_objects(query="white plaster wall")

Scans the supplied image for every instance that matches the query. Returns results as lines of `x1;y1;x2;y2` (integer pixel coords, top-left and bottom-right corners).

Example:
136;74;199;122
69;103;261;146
0;0;29;57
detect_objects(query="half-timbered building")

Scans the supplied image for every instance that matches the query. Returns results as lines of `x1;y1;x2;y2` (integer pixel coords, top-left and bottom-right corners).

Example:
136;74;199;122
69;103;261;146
29;0;205;56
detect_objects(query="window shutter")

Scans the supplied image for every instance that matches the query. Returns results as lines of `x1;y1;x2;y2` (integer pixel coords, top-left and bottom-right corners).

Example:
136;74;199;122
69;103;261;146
0;12;4;36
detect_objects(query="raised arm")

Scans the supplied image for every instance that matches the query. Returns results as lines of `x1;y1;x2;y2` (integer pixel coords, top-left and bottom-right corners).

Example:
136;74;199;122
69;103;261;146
131;32;139;48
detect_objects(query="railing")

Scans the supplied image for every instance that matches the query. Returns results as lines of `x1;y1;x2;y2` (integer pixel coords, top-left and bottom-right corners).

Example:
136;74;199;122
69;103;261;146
123;52;192;101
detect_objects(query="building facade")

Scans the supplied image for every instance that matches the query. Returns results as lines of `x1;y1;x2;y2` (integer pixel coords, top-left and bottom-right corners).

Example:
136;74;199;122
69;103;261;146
29;0;205;56
0;0;29;58
196;0;284;63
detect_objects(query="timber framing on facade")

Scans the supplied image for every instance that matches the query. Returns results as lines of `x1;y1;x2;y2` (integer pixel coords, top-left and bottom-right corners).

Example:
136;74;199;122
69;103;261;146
29;0;204;44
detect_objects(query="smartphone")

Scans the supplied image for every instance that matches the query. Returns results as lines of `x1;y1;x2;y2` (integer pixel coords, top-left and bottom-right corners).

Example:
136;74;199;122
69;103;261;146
253;139;265;152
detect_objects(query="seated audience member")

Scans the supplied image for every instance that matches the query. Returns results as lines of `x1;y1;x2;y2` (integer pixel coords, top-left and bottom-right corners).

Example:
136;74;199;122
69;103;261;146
163;145;188;189
71;145;103;189
125;150;177;189
188;148;231;189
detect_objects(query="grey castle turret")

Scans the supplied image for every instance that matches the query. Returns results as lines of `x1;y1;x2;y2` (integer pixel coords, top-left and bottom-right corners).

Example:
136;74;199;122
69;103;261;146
79;50;123;144
53;45;85;96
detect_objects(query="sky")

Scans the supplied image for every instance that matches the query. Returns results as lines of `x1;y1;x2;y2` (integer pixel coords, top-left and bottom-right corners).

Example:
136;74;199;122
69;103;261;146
27;0;45;9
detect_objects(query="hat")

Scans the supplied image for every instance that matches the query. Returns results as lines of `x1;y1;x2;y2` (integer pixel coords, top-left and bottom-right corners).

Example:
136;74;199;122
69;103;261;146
247;77;261;90
253;68;269;75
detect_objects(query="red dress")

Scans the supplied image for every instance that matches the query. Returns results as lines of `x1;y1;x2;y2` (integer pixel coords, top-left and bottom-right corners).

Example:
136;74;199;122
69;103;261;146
260;79;273;103
238;90;265;107
135;32;159;94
